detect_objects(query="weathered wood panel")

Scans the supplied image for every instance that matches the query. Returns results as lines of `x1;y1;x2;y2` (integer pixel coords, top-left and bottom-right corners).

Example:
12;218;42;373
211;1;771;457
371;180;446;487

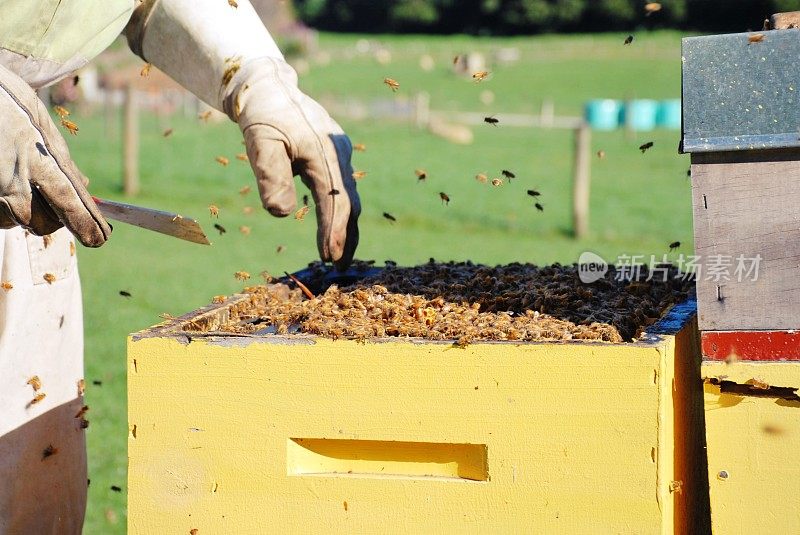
691;149;800;331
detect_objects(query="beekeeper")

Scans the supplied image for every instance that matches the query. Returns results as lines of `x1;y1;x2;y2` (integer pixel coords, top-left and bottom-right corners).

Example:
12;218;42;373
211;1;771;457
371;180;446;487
0;1;360;532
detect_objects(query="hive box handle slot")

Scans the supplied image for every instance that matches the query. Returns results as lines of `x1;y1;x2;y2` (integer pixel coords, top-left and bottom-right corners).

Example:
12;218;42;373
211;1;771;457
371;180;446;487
287;438;488;481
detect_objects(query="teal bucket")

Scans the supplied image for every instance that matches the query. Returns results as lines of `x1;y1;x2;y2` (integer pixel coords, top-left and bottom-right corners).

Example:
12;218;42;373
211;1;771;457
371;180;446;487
622;99;658;131
584;99;622;130
656;99;681;129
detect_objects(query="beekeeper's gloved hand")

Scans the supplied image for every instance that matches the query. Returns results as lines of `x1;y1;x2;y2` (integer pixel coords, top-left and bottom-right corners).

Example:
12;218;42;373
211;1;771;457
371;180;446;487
769;11;800;29
127;0;360;269
0;63;110;246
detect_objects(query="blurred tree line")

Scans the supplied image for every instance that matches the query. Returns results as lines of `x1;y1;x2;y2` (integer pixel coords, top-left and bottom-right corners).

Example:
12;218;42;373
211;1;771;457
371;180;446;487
293;0;800;33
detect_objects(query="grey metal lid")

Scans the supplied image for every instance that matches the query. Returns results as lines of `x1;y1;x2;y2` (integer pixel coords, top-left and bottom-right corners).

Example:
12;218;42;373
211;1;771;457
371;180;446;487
681;30;800;153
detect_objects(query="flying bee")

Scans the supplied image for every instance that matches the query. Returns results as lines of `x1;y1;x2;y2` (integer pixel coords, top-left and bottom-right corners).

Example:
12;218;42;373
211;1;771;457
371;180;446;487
239;185;251;195
74;405;89;419
234;271;250;281
453;55;461;65
140;63;152;77
214;223;226;235
527;189;541;197
42;444;58;460
228;0;238;6
42;234;53;248
215;156;229;166
79;419;89;429
383;77;400;92
472;71;490;82
162;128;173;137
69;241;75;256
235;153;248;162
242;206;253;215
260;271;273;282
53;105;70;118
30;392;46;405
27;376;41;391
353;143;366;152
748;33;765;44
110;486;122;493
501;169;515;180
644;2;661;15
484;116;499;126
73;75;79;86
597;150;606;159
352;170;367;180
303;194;309;206
238;225;251;236
158;312;175;320
491;178;503;187
624;35;634;45
1;281;12;291
60;118;79;135
276;245;285;254
119;290;132;298
208;204;220;217
535;202;544;211
639;141;654;153
43;273;56;284
92;380;102;386
475;173;488;183
295;205;310;221
383;212;396;223
669;241;681;251
77;379;85;396
415;169;427;181
198;110;212;122
439;192;450;205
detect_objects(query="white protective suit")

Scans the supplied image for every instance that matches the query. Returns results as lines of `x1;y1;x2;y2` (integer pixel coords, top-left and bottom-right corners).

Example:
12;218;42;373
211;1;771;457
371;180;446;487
0;1;359;533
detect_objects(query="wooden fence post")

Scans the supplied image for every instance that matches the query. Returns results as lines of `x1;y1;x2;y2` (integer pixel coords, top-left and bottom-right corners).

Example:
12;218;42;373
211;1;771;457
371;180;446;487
123;85;140;197
572;122;591;239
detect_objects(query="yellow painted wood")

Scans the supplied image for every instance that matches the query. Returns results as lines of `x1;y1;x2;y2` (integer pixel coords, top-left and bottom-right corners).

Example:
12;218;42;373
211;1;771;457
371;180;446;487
128;326;698;534
702;361;800;534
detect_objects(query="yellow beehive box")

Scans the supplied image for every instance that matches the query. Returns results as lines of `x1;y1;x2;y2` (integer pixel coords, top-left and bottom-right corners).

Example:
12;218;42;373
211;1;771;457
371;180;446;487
128;295;707;534
702;361;800;534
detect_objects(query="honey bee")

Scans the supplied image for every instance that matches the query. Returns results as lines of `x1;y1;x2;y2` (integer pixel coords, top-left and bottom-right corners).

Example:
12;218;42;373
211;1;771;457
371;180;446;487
212;295;227;304
74;405;89;419
235;153;248;162
343;501;348;512
242;206;254;215
80;418;89;429
239;185;251;195
92;380;102;386
238;225;251;236
644;2;661;15
302;194;309;206
43;273;56;284
53;105;70;118
69;241;75;256
228;0;238;6
140;63;152;77
110;485;122;493
276;245;285;254
214;223;226;235
668;480;683;494
501;169;515;180
77;379;85;396
159;312;175;320
42;234;53;248
669;241;681;251
383;77;400;92
260;271;273;282
60;118;79;135
208;204;220;217
596;150;606;159
1;281;12;291
748;33;765;44
27;376;41;391
42;444;58;460
527;189;541;197
624;35;634;45
190;530;199;535
484;116;499;126
163;128;173;137
453;55;461;65
222;58;241;87
30;392;46;405
215;156;229;166
639;141;654;153
491;178;503;187
352;171;367;180
383;212;397;223
750;378;770;390
475;173;488;183
535;202;544;212
415;169;427;181
353;143;366;152
119;290;132;298
439;192;450;205
198;110;212;122
295;205;310;221
472;71;490;82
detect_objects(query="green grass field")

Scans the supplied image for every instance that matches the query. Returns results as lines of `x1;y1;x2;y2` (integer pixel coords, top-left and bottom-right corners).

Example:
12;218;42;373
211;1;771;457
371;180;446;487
66;31;692;533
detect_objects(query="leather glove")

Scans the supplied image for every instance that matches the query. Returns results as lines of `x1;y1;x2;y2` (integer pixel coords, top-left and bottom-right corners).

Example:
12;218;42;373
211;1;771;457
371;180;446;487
226;59;360;269
127;0;359;269
769;11;800;29
0;63;110;246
